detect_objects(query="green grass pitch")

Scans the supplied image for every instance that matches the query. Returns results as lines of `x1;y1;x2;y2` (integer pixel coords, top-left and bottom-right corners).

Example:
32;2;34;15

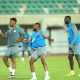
0;56;80;80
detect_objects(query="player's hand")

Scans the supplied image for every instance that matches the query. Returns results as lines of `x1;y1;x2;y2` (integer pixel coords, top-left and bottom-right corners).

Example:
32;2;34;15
15;39;21;43
48;36;54;42
15;40;19;43
51;39;54;42
15;38;24;43
23;39;29;43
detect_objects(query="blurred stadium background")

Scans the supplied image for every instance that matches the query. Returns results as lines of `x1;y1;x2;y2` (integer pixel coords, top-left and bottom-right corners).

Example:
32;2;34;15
0;0;80;56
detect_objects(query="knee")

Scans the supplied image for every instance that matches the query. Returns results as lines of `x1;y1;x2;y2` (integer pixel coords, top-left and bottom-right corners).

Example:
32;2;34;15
41;60;46;65
29;61;33;66
11;56;16;62
68;56;74;63
29;58;34;66
3;56;8;62
68;55;72;60
68;56;71;61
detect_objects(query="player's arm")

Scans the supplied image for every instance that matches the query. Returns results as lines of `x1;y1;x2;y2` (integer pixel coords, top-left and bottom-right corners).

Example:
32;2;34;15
0;29;7;38
16;38;31;43
23;33;31;43
22;39;31;43
15;36;26;43
45;36;54;42
15;35;26;43
22;35;32;43
15;33;31;43
42;31;54;42
15;27;31;43
15;38;25;42
15;27;26;43
70;25;77;46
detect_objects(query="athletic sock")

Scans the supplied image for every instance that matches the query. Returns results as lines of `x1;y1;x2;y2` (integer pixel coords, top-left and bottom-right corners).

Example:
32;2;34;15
12;69;15;75
21;57;25;61
45;71;49;77
8;66;13;73
32;72;36;78
71;70;75;73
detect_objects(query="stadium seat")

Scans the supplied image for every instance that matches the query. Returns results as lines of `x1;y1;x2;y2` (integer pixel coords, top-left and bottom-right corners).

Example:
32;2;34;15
0;0;79;15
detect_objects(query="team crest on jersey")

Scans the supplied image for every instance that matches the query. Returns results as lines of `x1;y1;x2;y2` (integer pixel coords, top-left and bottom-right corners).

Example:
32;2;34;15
14;30;16;32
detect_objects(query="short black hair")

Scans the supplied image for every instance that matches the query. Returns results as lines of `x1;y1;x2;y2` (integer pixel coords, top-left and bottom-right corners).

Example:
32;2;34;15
35;23;41;28
65;16;71;20
10;18;17;22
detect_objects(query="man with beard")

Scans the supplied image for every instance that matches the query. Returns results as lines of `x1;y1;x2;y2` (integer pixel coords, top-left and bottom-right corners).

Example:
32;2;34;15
29;23;53;80
64;16;80;76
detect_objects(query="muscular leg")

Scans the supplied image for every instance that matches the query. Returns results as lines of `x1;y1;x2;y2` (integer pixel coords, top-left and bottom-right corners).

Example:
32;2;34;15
68;54;74;70
3;55;14;78
40;54;50;80
21;50;25;61
40;55;48;71
30;57;35;72
22;51;25;58
68;48;74;70
10;55;16;76
75;55;80;68
3;56;10;67
29;57;37;79
67;48;75;76
11;56;16;69
28;51;31;57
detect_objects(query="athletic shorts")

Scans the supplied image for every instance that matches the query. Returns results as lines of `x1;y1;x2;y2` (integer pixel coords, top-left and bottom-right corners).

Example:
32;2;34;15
22;45;30;52
69;43;80;55
22;45;27;51
31;47;47;60
5;45;22;57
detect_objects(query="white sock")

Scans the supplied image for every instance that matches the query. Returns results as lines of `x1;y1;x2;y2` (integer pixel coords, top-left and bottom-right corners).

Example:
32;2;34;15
8;66;13;73
21;57;25;61
71;70;75;73
12;69;15;75
32;72;37;78
45;71;49;77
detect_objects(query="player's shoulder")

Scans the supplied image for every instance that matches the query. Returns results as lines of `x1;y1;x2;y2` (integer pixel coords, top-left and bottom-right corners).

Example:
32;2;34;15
16;25;24;31
70;22;77;29
40;30;46;34
69;22;75;27
16;25;22;29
